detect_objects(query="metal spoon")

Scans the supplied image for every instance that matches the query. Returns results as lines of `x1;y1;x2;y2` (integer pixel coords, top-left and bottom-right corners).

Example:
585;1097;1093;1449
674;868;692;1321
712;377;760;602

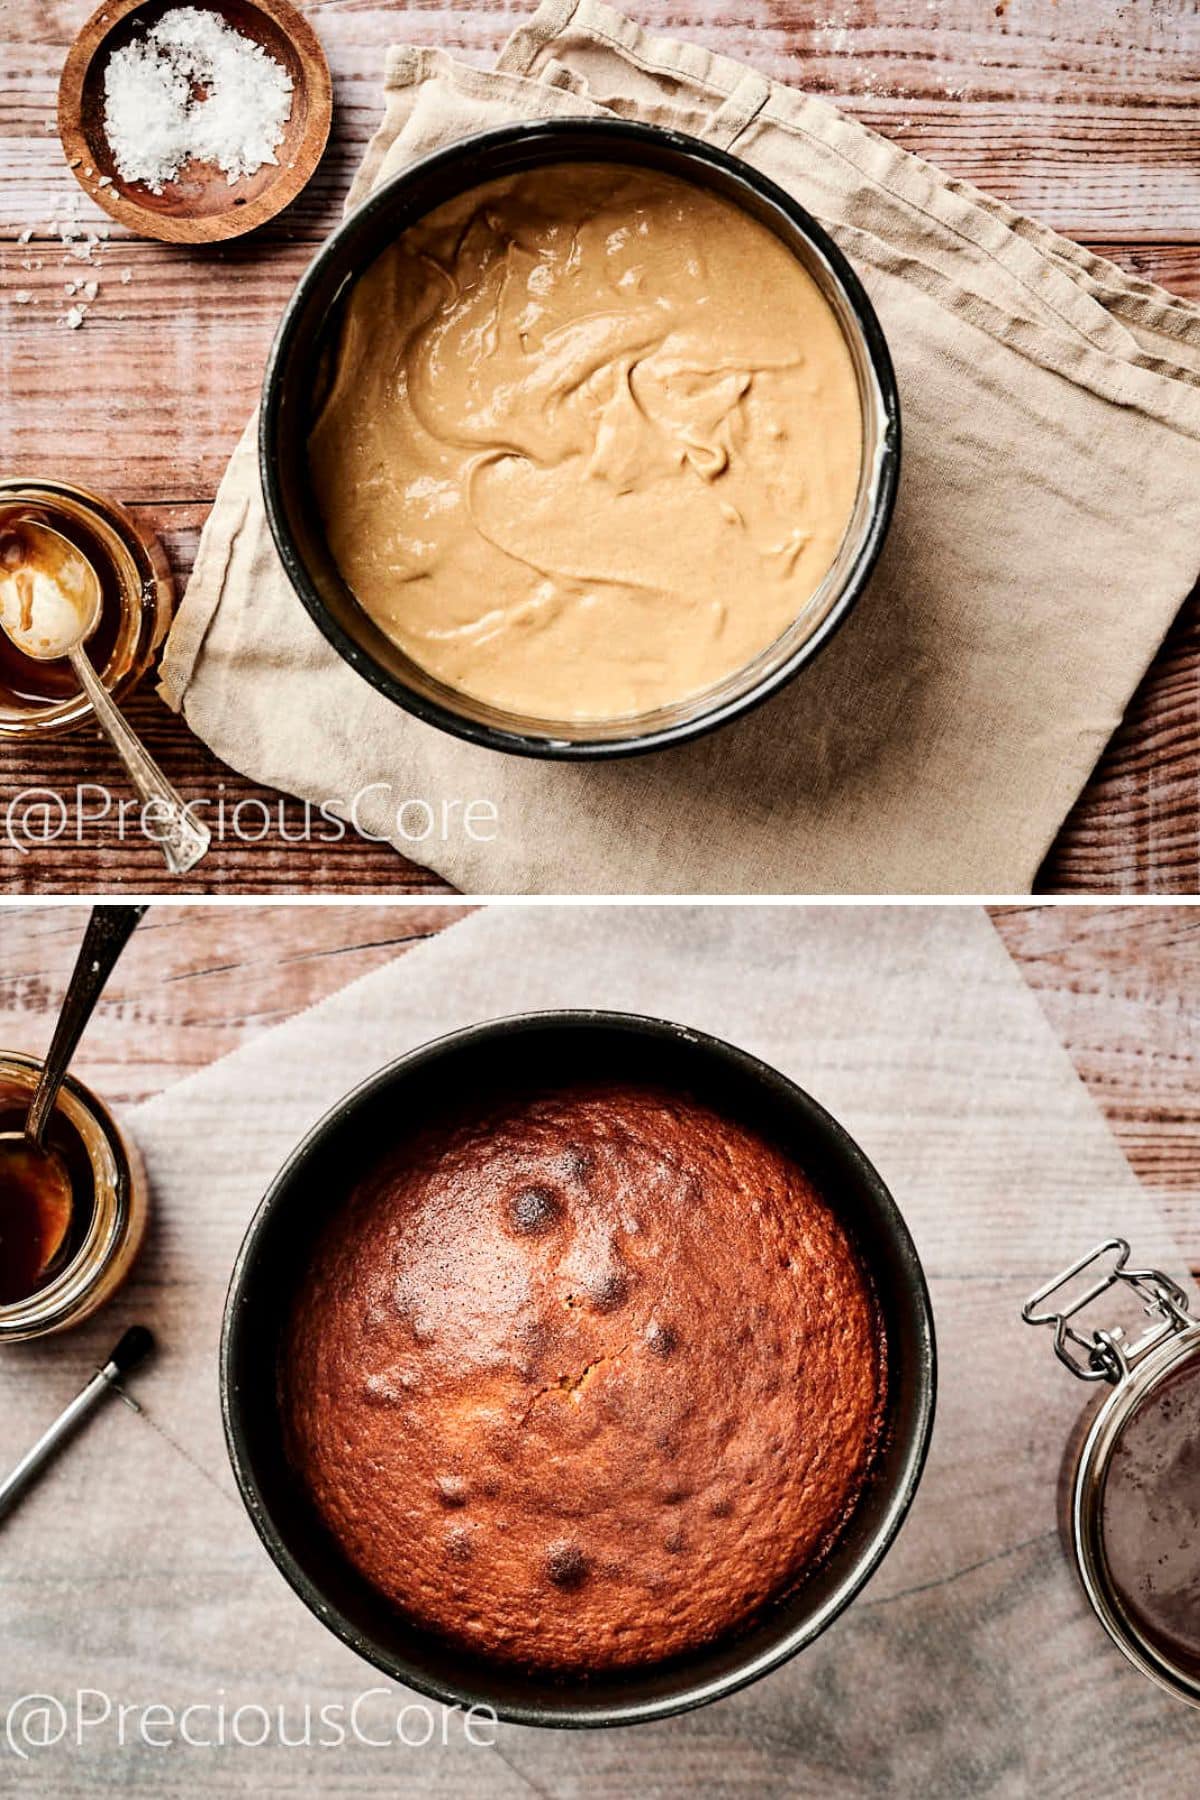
0;517;209;876
0;907;146;1290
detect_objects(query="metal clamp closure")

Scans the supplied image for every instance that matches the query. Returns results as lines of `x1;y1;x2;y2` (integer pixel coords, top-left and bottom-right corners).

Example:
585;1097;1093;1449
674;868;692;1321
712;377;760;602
1022;1237;1199;1383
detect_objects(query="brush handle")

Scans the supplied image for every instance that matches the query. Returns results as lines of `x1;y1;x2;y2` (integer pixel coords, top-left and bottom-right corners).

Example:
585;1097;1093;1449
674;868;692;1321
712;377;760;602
0;1368;112;1523
0;1329;151;1524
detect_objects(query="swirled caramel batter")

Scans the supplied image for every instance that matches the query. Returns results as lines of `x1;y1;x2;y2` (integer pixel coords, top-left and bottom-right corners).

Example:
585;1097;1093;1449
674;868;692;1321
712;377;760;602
309;164;863;722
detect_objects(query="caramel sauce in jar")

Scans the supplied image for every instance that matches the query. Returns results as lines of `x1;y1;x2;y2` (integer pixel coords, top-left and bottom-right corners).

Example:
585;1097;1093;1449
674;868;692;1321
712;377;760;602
0;1102;94;1305
0;481;173;736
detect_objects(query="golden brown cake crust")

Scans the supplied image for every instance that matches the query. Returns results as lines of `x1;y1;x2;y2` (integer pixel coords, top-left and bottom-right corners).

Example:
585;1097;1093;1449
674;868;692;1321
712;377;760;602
283;1082;886;1671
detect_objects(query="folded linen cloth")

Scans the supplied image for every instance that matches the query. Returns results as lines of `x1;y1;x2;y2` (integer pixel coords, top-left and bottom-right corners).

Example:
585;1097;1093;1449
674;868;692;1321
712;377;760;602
3;906;1196;1791
159;0;1200;893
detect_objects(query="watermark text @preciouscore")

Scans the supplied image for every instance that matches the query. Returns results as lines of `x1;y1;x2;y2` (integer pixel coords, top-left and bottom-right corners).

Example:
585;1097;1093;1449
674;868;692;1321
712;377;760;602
3;1688;498;1758
0;782;501;857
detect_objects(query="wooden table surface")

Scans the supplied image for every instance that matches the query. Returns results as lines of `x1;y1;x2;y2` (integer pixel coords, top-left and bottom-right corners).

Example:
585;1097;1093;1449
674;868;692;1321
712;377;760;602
2;901;1197;1259
3;1;1200;894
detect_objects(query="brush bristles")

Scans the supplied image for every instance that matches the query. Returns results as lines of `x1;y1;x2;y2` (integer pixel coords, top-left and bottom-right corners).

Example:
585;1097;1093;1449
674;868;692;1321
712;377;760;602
107;1325;155;1376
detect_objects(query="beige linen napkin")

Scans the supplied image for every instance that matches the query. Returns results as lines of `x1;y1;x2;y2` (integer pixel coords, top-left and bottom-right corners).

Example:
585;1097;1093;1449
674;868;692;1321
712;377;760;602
4;906;1199;1791
160;1;1200;894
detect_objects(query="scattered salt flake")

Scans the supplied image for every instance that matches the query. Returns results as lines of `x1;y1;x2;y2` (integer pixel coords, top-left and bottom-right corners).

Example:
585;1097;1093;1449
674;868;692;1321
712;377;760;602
98;176;113;189
120;267;132;284
102;6;294;194
18;227;33;244
63;305;85;329
65;281;77;294
82;280;99;301
13;291;31;305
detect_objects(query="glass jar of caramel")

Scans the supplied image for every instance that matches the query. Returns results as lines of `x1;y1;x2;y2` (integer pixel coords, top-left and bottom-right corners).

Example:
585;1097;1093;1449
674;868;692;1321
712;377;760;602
0;1051;148;1341
0;479;173;737
1023;1238;1200;1707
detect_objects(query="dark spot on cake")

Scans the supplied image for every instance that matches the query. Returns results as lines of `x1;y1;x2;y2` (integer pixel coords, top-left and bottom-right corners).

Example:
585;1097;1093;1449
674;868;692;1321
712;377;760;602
664;1527;686;1554
545;1541;589;1590
436;1474;468;1508
565;1144;594;1180
662;1483;688;1506
444;1523;474;1562
709;1494;733;1519
513;1315;555;1381
645;1319;678;1357
509;1185;561;1236
516;1315;551;1352
587;1264;630;1313
489;1425;519;1464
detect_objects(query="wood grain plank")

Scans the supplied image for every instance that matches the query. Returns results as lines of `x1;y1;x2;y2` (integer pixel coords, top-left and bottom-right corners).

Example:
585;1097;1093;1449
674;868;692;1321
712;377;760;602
991;903;1200;1257
7;1;1200;240
0;685;453;893
1038;586;1200;894
4;1;1200;892
0;902;472;1101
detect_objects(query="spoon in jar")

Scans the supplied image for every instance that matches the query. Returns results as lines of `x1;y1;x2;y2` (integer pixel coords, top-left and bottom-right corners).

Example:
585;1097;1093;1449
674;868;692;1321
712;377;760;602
0;907;146;1304
0;516;209;876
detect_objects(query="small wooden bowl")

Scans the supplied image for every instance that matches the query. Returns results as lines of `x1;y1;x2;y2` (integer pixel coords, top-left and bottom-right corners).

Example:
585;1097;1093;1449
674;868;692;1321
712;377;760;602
58;0;332;244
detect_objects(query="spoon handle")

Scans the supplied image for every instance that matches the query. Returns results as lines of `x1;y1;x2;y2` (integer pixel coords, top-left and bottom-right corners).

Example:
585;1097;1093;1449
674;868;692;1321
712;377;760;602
27;907;146;1147
69;645;210;876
